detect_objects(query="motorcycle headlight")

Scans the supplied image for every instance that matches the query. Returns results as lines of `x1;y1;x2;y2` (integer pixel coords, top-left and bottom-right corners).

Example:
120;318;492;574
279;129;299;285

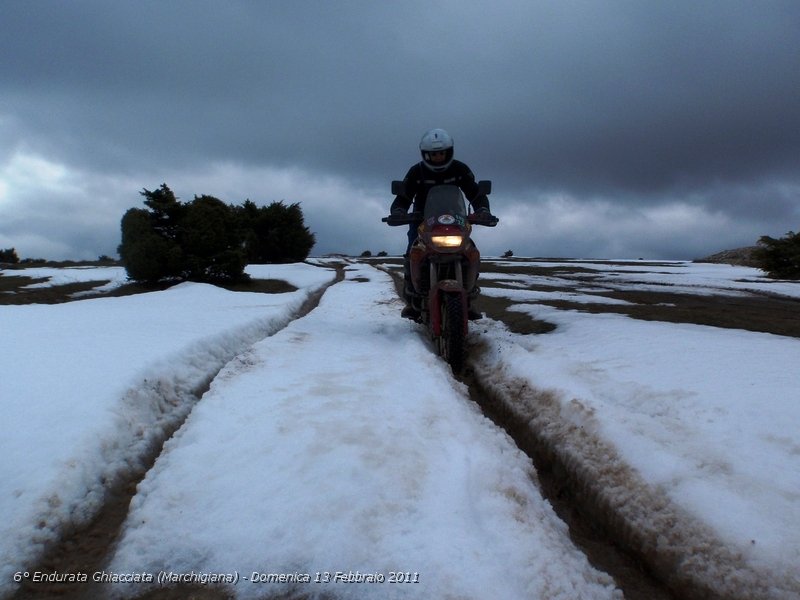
430;235;463;248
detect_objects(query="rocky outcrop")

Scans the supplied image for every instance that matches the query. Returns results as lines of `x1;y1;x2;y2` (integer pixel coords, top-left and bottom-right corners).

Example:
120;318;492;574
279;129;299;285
695;246;761;267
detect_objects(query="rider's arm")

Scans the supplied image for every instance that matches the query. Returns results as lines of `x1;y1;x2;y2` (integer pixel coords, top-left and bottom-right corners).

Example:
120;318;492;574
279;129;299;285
390;195;411;213
457;163;491;213
471;194;491;213
390;166;420;213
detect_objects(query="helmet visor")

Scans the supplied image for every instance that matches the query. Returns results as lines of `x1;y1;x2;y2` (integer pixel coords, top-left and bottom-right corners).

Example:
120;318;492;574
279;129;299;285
422;147;454;170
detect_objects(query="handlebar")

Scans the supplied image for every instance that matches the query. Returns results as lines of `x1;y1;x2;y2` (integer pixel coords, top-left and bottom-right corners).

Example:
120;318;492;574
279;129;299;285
468;213;499;227
382;213;423;226
382;213;499;227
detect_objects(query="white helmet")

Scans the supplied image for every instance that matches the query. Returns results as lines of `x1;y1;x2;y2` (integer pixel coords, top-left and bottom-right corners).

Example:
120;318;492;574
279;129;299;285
419;128;454;171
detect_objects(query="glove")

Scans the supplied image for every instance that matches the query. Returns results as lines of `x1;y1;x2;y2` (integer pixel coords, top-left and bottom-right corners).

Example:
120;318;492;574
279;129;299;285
471;207;497;226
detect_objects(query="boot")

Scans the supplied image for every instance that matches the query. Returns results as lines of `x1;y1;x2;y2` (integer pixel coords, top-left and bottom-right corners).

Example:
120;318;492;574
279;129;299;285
467;286;482;320
400;253;420;320
401;304;421;320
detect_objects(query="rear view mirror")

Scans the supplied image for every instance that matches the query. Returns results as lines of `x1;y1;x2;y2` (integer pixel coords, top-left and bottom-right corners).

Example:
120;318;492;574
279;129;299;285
391;180;407;196
478;180;492;195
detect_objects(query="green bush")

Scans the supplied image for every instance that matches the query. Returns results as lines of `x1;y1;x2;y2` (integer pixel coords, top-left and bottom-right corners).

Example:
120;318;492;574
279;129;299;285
0;248;20;264
119;185;315;284
236;200;315;264
179;195;246;282
119;207;183;283
754;231;800;279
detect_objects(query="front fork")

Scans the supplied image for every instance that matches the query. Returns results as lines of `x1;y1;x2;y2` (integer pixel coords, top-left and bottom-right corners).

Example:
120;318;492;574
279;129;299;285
409;242;480;298
430;280;468;337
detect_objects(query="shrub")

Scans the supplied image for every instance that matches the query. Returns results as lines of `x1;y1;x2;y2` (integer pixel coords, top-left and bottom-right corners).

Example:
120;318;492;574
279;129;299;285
119;207;183;283
119;186;246;284
119;185;315;284
237;200;315;264
754;231;800;279
178;195;246;283
0;248;20;264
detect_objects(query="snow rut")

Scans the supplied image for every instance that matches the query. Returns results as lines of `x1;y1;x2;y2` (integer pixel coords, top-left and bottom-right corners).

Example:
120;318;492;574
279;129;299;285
468;351;795;600
97;264;622;600
6;268;343;600
380;263;794;600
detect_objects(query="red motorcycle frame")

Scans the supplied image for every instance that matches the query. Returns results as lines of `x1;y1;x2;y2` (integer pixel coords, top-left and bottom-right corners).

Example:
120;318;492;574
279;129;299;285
384;181;497;373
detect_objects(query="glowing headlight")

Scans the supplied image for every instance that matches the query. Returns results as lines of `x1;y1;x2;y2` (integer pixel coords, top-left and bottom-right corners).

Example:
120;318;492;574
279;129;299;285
431;235;463;248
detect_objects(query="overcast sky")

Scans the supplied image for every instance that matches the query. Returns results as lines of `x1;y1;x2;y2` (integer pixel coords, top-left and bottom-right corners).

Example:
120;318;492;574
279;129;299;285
2;1;799;261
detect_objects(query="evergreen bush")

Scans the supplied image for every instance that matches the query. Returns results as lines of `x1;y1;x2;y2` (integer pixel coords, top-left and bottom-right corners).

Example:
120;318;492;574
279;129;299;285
236;200;315;264
179;195;246;282
119;185;315;284
754;231;800;279
119;207;183;283
0;248;20;264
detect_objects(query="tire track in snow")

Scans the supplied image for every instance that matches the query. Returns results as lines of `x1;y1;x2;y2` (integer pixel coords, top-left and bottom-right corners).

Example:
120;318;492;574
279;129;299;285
463;367;679;600
380;258;791;599
377;262;677;600
466;360;790;600
8;266;345;600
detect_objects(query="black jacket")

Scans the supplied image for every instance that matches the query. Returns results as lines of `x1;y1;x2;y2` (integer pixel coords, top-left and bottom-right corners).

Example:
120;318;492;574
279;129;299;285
390;160;490;214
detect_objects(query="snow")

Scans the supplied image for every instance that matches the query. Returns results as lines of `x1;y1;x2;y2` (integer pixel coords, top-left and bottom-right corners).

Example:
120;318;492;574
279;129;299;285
473;260;800;598
107;263;618;599
1;258;799;599
0;263;336;595
485;259;800;299
481;306;800;555
3;265;130;295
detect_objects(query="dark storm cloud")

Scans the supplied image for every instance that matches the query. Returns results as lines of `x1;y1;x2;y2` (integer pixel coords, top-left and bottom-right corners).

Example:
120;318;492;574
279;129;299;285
1;0;420;175
1;0;799;260
474;2;800;195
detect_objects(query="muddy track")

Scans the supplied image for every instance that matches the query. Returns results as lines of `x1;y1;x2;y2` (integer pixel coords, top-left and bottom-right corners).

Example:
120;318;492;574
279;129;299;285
379;266;678;600
464;363;782;600
9;266;345;600
461;367;677;600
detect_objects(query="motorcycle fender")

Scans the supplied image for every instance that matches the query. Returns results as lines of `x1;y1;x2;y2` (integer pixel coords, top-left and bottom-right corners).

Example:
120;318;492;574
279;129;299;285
437;279;463;293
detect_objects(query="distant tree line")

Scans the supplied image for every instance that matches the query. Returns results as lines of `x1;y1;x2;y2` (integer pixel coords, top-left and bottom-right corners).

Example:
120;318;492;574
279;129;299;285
118;184;315;284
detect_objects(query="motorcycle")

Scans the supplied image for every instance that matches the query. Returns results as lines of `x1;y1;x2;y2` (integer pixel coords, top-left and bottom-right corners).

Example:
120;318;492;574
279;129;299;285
383;181;498;374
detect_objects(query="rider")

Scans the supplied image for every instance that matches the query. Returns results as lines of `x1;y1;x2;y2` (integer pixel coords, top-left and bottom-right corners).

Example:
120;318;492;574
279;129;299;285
390;128;492;320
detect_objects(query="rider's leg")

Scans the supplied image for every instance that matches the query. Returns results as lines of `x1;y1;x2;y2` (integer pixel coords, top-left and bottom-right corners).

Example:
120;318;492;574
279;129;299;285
401;225;420;319
466;244;483;320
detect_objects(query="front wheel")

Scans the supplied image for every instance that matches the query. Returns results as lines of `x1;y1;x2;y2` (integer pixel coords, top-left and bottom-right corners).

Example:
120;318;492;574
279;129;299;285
438;292;466;374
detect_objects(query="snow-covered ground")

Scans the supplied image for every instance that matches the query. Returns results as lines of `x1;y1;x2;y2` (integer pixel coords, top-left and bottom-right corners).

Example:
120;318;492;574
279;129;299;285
0;263;336;596
1;258;798;599
106;262;619;599
1;265;130;295
474;260;800;598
